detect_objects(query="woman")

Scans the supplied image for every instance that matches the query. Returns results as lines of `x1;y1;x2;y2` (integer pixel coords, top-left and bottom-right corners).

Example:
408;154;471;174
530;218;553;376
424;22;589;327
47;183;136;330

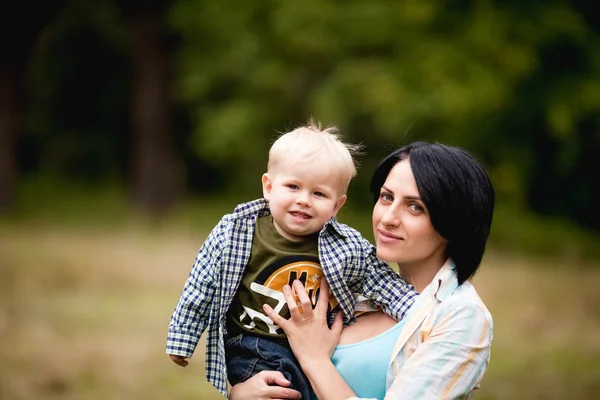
230;141;495;399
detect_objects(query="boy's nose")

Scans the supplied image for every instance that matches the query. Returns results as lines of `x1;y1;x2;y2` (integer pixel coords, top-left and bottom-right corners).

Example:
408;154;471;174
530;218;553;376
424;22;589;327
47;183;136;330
296;193;311;207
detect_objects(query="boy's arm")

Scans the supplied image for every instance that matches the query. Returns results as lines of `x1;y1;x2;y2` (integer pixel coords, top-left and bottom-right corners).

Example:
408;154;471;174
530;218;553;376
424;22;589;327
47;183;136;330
359;238;418;321
166;218;228;359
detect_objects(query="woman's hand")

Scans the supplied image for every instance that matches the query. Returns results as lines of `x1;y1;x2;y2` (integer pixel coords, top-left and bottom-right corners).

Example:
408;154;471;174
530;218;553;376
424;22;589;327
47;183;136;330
229;371;301;400
263;277;344;367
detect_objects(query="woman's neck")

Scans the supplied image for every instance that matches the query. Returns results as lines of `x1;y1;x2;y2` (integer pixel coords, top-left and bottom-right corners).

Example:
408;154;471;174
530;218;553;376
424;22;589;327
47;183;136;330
398;252;446;293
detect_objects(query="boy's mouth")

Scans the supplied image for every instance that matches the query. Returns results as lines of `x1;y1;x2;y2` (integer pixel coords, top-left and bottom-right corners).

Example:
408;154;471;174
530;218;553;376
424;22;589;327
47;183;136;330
290;211;311;219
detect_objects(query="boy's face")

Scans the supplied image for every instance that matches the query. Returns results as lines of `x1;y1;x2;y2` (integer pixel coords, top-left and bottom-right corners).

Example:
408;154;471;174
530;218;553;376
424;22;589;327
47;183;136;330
262;160;347;242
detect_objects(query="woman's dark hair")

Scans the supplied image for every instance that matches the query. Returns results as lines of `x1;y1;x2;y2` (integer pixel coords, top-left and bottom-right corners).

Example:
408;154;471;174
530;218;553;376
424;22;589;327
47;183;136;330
370;141;495;284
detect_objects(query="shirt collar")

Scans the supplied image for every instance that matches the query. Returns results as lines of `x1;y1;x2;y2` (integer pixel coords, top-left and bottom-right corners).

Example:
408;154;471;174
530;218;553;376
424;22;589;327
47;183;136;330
232;198;271;218
430;258;459;302
321;217;349;238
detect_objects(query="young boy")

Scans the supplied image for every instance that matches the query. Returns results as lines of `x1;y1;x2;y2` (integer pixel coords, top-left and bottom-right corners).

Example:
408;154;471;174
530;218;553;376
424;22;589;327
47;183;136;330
166;122;417;398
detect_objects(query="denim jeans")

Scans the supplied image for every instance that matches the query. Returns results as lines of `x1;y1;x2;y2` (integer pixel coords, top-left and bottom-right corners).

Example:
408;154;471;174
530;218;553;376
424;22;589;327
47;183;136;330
225;333;312;399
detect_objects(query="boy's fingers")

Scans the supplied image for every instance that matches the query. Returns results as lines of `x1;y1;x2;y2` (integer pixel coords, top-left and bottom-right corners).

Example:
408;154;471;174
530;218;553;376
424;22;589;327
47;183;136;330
176;359;188;367
169;355;189;367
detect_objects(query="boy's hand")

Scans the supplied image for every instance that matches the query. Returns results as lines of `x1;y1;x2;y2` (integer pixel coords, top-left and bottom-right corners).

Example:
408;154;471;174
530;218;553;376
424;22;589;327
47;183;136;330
169;354;189;367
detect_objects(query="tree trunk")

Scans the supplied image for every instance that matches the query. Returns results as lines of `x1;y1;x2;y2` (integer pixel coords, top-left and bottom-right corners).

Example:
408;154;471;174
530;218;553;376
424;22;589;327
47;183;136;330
130;3;180;214
0;62;20;210
0;2;65;212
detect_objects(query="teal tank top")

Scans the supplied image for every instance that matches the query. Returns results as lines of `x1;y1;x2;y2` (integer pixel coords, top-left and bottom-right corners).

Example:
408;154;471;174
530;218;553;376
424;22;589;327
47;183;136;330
330;320;405;400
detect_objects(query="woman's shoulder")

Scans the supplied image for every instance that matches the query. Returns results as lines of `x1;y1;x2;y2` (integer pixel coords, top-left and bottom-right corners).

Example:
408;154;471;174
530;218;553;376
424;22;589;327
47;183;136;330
437;281;493;327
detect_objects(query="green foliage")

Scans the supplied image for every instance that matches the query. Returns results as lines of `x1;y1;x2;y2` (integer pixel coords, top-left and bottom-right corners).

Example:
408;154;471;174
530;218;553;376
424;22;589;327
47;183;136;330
490;204;600;262
13;0;600;237
10;178;600;265
167;0;600;229
23;0;130;182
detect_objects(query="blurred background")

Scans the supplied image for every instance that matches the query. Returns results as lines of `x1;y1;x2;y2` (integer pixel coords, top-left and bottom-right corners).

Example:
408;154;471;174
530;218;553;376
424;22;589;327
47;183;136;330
1;0;599;399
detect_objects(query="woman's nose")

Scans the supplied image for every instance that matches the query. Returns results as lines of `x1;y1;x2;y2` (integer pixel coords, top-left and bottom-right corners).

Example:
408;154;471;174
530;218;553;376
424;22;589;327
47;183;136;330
381;208;400;227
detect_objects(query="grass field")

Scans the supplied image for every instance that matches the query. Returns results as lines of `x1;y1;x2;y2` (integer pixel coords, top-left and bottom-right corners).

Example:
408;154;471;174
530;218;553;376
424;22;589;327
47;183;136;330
1;221;600;400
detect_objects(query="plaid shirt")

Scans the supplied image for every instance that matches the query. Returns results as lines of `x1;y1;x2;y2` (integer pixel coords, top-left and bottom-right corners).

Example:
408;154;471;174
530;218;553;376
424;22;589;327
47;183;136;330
166;199;417;397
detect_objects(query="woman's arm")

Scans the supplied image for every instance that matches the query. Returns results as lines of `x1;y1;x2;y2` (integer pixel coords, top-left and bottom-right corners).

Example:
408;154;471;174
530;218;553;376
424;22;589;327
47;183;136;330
263;279;359;400
385;302;492;399
264;279;491;400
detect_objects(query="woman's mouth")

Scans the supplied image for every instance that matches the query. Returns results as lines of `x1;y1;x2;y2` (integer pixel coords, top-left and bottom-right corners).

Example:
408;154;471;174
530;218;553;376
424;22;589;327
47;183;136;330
377;229;402;243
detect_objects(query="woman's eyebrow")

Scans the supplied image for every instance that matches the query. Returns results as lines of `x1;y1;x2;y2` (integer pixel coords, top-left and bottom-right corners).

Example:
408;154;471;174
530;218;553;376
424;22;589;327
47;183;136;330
403;195;422;201
382;185;422;201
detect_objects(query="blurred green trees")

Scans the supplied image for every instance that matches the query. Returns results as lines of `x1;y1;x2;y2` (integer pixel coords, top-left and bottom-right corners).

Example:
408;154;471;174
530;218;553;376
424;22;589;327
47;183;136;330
3;0;600;231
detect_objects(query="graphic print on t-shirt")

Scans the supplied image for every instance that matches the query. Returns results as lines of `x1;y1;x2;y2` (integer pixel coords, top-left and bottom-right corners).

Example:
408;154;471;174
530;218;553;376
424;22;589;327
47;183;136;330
235;255;338;336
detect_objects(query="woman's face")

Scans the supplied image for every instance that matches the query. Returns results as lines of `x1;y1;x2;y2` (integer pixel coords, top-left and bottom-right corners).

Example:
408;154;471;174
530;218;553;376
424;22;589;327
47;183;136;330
372;159;446;265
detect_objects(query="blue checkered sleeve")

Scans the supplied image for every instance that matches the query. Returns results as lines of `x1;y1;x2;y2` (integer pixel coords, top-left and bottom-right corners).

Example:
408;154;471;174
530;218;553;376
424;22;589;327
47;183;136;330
359;237;418;321
166;218;227;358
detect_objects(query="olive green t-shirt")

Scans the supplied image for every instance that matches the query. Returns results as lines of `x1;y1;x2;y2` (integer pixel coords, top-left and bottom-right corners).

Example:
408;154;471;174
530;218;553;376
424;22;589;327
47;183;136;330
226;214;333;340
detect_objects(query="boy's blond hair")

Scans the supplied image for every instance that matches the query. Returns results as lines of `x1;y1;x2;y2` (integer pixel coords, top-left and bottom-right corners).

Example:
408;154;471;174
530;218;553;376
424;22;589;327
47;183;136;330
267;120;363;193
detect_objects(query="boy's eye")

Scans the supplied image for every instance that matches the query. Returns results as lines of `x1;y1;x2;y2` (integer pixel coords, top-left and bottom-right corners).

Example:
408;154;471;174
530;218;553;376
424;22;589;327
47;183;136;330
314;191;325;197
287;184;299;190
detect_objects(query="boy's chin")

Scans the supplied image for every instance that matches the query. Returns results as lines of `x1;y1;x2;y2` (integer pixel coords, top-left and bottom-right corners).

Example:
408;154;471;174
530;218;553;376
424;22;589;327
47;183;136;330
287;228;320;238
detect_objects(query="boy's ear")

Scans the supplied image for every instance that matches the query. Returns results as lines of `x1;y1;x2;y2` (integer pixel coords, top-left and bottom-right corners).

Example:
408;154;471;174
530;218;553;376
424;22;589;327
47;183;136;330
261;173;272;200
332;194;347;216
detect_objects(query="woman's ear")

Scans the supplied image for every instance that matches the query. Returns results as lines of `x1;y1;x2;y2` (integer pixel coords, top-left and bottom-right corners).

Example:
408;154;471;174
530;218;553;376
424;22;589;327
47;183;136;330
262;173;272;200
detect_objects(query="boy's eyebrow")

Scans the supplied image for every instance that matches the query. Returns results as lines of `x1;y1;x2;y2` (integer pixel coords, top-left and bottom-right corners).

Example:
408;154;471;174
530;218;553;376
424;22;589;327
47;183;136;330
381;185;422;201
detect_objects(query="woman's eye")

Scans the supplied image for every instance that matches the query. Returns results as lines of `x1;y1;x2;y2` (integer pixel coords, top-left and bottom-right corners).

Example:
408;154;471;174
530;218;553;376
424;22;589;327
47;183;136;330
409;203;424;213
380;193;393;202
